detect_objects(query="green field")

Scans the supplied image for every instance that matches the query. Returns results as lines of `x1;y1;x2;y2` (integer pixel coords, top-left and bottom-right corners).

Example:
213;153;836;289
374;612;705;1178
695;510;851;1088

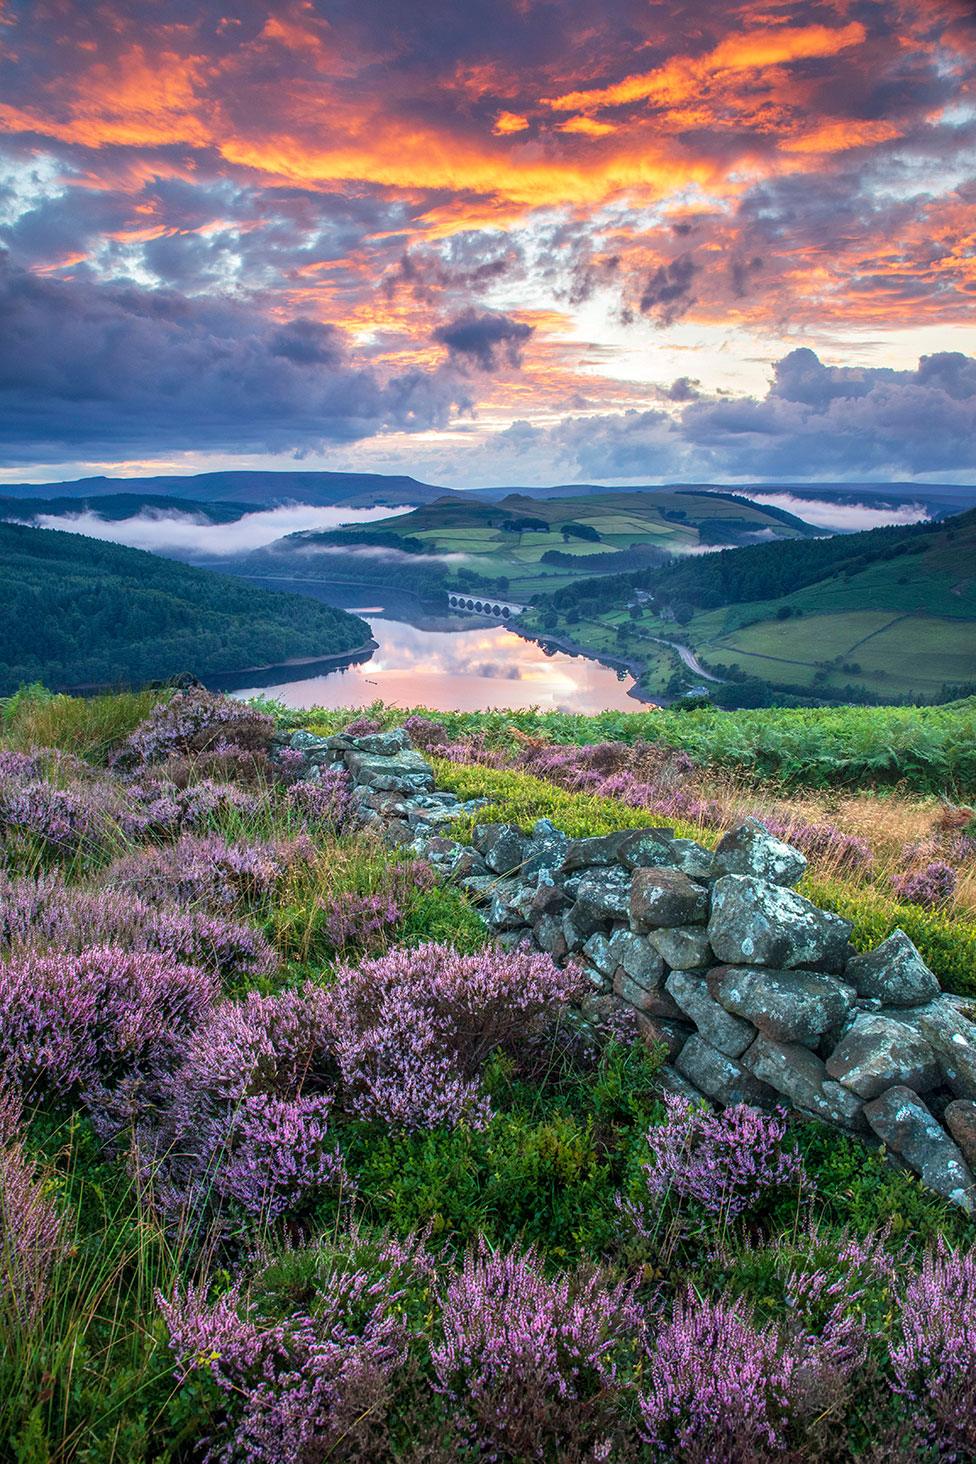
296;489;813;599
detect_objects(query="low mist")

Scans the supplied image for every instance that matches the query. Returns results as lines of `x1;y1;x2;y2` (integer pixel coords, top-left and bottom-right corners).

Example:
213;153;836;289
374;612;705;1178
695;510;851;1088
29;503;412;558
745;493;931;532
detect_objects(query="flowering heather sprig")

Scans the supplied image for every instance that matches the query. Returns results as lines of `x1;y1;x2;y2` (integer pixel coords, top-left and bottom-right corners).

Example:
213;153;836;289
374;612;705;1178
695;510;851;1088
112;690;274;770
431;1242;638;1461
327;941;582;1130
0;1133;64;1323
274;746;307;783
120;778;261;840
0;871;277;985
638;1290;813;1459
342;716;381;736
138;986;336;1222
763;815;874;874
625;1097;805;1229
159;1264;407;1462
284;769;353;833
0;750;41;782
891;860;957;908
102;832;314;912
324;891;404;954
0;946;217;1131
0;781;104;855
212;1093;347;1221
402;715;450;750
890;1238;976;1459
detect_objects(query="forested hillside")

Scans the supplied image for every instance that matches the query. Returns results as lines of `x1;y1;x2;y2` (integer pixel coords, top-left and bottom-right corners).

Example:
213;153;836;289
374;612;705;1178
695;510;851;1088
0;522;371;693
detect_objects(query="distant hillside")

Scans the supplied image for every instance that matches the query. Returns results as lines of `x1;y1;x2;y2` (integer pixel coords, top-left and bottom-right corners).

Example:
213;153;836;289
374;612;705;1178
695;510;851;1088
0;471;453;510
3;470;973;519
0;522;371;695
1;493;251;524
260;489;817;602
532;509;976;705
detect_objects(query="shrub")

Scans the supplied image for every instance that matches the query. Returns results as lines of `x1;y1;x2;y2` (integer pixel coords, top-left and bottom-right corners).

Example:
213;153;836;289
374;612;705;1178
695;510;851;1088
0;946;217;1133
210;1093;347;1222
638;1290;836;1460
0;871;277;986
624;1097;806;1234
890;860;957;909
159;1263;408;1462
112;690;273;771
327;941;583;1130
284;769;353;833
431;1242;637;1461
0;1098;63;1323
102;832;314;913
890;1239;976;1458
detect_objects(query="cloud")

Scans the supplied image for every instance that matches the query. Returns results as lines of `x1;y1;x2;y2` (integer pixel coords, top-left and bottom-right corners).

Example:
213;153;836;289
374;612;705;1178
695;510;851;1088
469;348;976;483
637;254;699;325
0;254;473;462
433;308;534;370
21;503;412;558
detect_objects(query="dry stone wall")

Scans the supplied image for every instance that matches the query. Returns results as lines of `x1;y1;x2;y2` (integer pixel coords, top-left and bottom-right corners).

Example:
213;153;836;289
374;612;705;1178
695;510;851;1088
275;725;976;1214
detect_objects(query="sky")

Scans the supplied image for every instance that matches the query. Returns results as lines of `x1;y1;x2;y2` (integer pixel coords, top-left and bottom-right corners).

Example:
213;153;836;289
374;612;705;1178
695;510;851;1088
0;0;974;488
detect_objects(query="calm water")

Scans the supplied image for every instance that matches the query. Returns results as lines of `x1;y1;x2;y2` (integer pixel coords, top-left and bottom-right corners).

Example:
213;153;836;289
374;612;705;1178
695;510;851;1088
227;611;641;713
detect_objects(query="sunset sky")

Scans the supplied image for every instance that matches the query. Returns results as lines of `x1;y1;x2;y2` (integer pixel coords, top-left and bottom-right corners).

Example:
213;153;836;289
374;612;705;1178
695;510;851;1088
1;0;974;486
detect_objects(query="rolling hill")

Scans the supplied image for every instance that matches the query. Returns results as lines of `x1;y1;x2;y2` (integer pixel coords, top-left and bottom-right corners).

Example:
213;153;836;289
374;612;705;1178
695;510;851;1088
530;509;976;705
0;521;372;695
260;489;816;601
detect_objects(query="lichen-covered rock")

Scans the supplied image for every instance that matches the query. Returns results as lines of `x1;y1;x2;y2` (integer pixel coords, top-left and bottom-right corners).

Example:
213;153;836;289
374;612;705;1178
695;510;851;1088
344;749;435;794
471;823;528;875
713;818;807;886
845;930;940;1007
606;928;665;986
572;868;633;932
637;1015;695;1061
712;965;855;1046
630;867;709;931
648;924;713;971
707;875;852;972
945;1100;976;1170
863;1086;975;1214
561;831;635;872
665;969;755;1058
533;914;569;960
619;828;714;878
674;1034;776;1107
825;1014;941;1100
741;1034;866;1131
916;1003;976;1099
344;727;413;755
656;1063;707;1105
523;819;569;876
614;968;682;1018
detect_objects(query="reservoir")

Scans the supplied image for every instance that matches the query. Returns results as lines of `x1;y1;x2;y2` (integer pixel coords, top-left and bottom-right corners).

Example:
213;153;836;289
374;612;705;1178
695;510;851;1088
223;589;641;713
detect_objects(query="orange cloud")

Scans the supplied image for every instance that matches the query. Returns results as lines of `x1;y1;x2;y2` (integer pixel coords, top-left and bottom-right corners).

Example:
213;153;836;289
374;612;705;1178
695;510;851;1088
493;110;530;133
556;116;617;136
545;22;867;112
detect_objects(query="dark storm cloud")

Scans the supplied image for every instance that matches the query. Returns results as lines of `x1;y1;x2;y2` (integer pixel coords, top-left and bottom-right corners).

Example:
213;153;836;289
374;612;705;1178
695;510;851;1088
0;255;471;462
638;254;699;325
433;308;534;370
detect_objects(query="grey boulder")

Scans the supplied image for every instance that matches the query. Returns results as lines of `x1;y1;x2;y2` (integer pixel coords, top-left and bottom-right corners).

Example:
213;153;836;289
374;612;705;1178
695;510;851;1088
712;965;855;1046
713;818;807;887
708;875;852;972
825;1014;941;1100
648;924;713;971
845;930;940;1007
675;1034;776;1107
666;970;755;1059
630;867;709;931
741;1035;866;1131
864;1086;975;1214
917;1003;976;1099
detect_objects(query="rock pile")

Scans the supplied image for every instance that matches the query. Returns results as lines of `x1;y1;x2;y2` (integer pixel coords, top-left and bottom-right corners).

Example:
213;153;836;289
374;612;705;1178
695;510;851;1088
275;725;976;1213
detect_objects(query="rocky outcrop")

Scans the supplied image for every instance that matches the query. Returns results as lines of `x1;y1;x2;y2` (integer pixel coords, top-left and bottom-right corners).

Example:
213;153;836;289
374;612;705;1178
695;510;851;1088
271;725;976;1212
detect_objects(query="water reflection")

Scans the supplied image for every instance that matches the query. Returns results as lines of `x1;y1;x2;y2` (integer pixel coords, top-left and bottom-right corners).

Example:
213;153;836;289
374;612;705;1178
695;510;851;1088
228;615;640;713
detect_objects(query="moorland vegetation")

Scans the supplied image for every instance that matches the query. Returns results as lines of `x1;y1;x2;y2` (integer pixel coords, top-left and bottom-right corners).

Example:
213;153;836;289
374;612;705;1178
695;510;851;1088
1;684;975;1460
